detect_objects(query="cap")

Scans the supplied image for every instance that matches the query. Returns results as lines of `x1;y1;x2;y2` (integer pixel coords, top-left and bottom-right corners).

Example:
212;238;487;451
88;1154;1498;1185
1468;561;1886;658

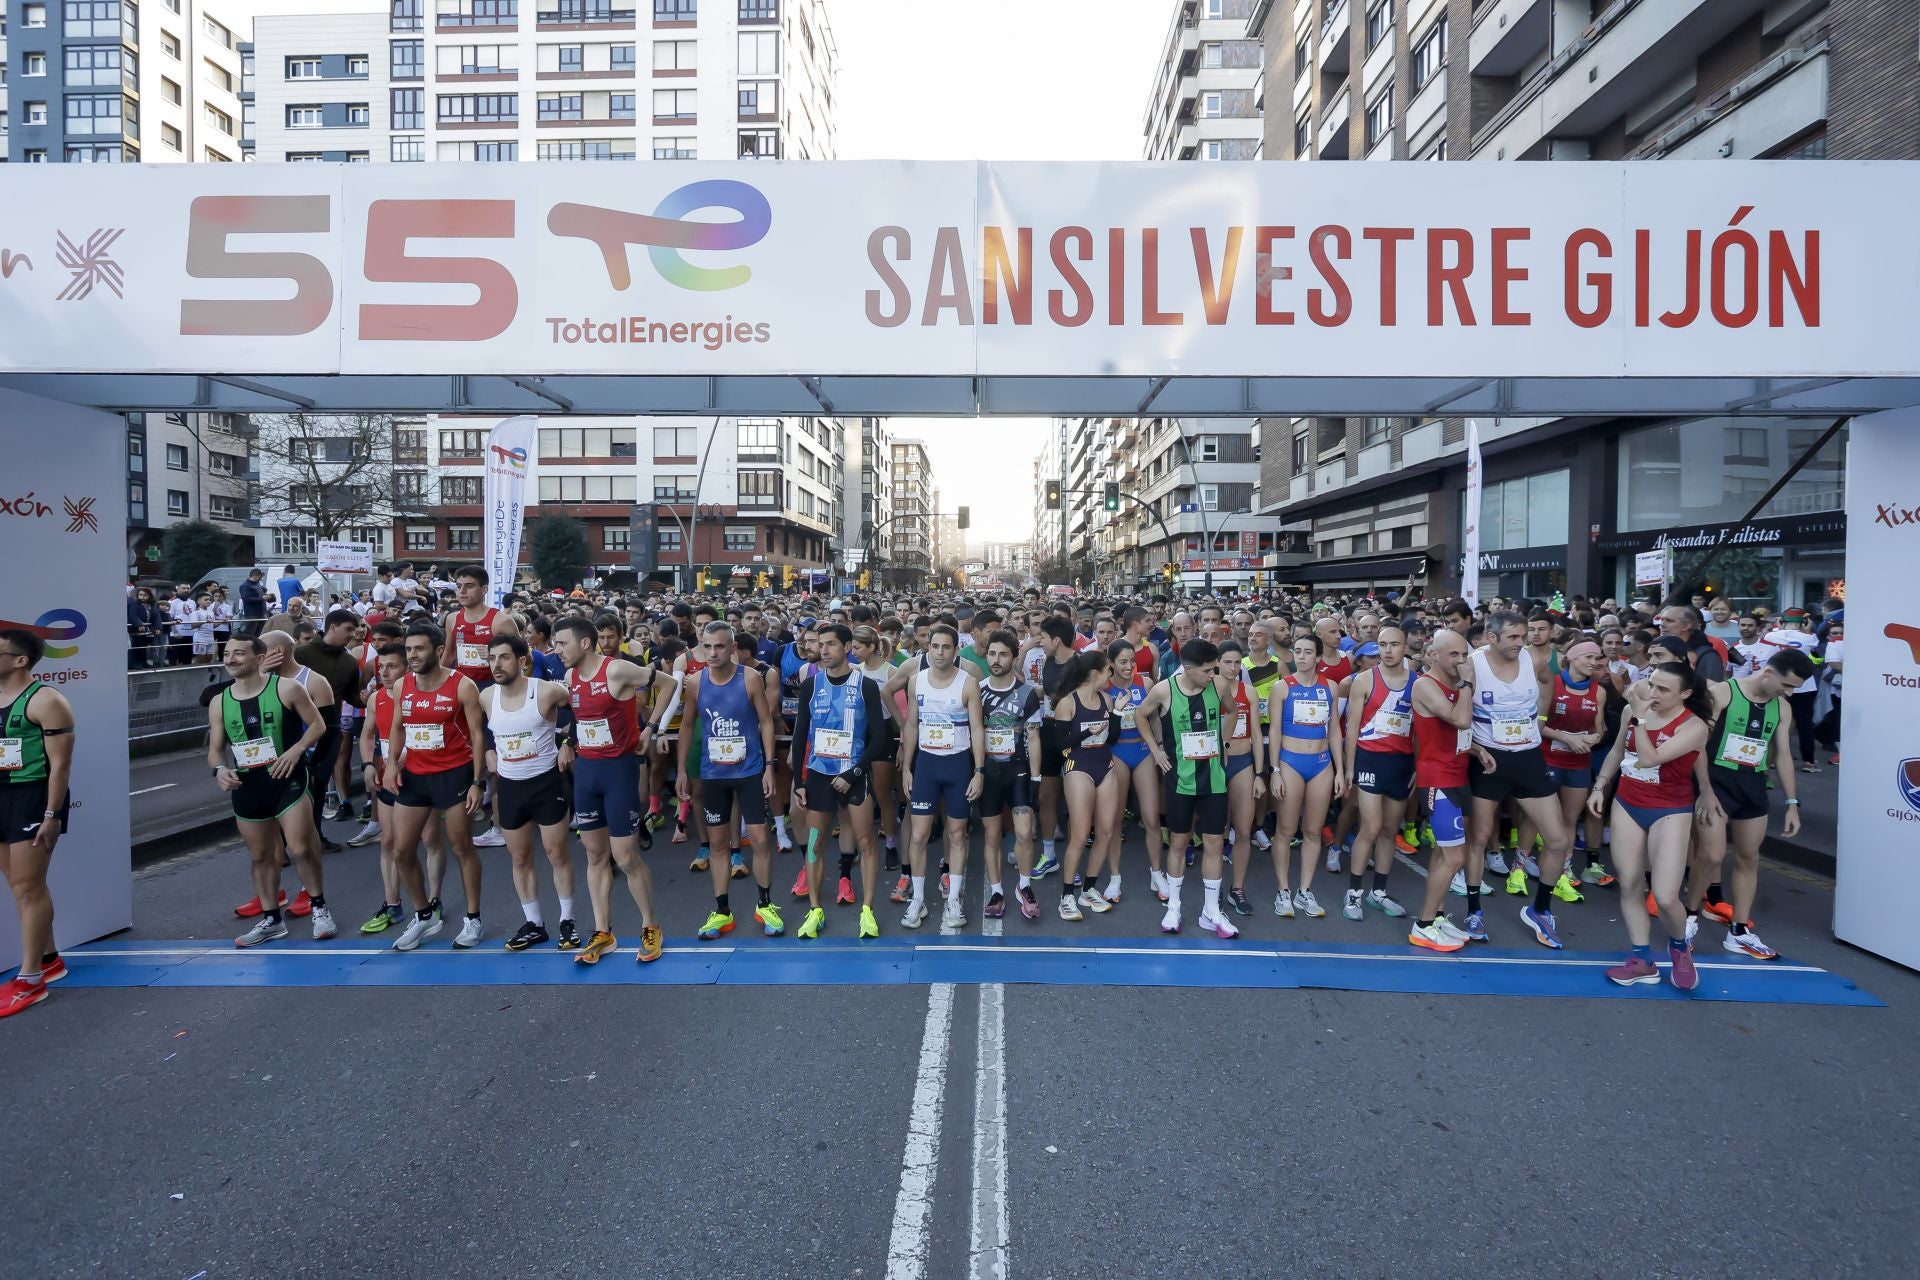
1355;641;1381;657
1782;607;1809;620
798;616;818;629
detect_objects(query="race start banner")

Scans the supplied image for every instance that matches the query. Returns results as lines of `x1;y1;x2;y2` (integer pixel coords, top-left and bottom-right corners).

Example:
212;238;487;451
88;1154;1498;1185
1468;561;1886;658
481;416;537;606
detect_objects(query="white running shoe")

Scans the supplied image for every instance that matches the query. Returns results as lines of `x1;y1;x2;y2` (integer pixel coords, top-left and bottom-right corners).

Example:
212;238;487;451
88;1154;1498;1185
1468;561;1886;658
942;900;966;931
1519;852;1542;879
310;906;338;940
1434;915;1474;945
1251;829;1272;851
1058;894;1083;923
1078;886;1113;914
471;826;506;848
1684;913;1700;946
902;901;929;929
1325;845;1342;873
346;819;382;848
1150;868;1169;899
1366;890;1408;918
1449;869;1469;896
1486;850;1510;875
234;916;289;949
1343;889;1365;921
1723;928;1779;960
392;913;438;951
1274;892;1295;919
1295;889;1326;919
1159;902;1181;934
1196;909;1239;940
452;915;484;948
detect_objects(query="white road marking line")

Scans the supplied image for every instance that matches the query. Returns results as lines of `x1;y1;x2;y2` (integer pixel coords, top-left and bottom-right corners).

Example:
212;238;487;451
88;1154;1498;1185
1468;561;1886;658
886;982;955;1280
970;879;1009;1280
129;783;178;797
1395;851;1428;879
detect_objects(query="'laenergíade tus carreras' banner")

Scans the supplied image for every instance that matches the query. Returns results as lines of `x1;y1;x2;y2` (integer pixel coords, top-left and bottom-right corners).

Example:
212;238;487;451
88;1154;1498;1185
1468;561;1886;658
0;161;1910;379
482;416;538;608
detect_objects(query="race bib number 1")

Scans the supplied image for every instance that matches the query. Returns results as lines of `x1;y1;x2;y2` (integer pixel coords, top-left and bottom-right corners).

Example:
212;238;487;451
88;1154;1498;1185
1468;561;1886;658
1180;731;1218;761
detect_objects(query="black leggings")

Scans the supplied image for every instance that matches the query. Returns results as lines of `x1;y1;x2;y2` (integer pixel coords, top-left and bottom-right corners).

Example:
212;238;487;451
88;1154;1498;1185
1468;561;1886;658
1790;692;1818;765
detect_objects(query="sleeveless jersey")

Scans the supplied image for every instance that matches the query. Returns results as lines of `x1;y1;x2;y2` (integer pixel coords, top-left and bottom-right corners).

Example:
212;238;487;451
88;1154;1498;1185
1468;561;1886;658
399;670;473;775
221;675;300;771
1227;675;1254;744
1618;709;1700;809
1163;678;1225;796
0;681;50;784
805;669;869;777
697;665;765;779
1412;674;1470;788
913;668;971;757
1544;674;1601;768
568;658;640;759
1355;667;1415;755
1277;674;1334;741
1470;648;1542;752
370;685;397;761
1709;679;1782;773
484;679;559;781
1243;655;1283;726
449;607;499;686
981;678;1042;764
1110;676;1149;747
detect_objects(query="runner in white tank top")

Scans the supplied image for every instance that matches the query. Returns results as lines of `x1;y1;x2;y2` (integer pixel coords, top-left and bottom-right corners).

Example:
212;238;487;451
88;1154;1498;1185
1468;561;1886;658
478;645;580;954
484;678;560;780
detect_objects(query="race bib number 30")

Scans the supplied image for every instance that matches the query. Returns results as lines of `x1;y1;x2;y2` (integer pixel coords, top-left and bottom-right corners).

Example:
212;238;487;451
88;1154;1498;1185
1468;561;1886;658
457;642;486;669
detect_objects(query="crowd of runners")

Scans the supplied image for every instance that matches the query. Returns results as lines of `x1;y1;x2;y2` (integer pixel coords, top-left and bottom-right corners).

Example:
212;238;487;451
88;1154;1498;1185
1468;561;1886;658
1;566;1831;1017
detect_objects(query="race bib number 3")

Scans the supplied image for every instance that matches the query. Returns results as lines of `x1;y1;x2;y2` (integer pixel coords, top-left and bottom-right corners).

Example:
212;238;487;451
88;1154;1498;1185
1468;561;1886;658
405;723;446;752
813;728;852;760
233;738;277;769
710;735;748;765
1718;733;1767;768
1294;700;1329;726
920;721;956;751
577;718;613;749
1180;730;1218;761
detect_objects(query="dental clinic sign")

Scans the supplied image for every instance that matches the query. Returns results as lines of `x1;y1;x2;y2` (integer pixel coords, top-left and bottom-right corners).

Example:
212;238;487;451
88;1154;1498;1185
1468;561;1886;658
0;162;1911;379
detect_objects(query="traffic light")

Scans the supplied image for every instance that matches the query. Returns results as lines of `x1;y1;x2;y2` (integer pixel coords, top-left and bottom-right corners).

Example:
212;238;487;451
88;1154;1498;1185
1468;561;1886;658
756;570;770;590
1103;483;1120;512
957;506;970;530
858;570;870;591
782;563;796;589
1044;479;1062;510
1162;562;1178;583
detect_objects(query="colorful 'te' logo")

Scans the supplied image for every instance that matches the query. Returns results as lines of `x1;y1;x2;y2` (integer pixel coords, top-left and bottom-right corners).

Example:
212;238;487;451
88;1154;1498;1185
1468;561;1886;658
547;180;773;294
0;608;88;660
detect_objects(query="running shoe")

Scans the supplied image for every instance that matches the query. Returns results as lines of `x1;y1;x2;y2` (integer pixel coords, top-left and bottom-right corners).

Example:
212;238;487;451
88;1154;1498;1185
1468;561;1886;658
884;846;901;873
1433;915;1474;946
1520;905;1563;950
673;822;689;846
1448;870;1468;897
755;903;785;937
1684;913;1700;947
1393;831;1420;856
1366;890;1407;918
1408;921;1465;953
647;809;668;833
1724;928;1779;961
1078;885;1113;914
1646;891;1659;917
730;850;749;880
359;904;401;934
1251;829;1272;851
310;906;338;941
234;916;289;949
1700;900;1735;926
859;906;881;938
472;826;506;848
40;955;67;983
1668;941;1699;991
575;930;617;964
637;925;662;963
891;874;911;904
506;921;550;952
1159;903;1181;934
1006;846;1018;866
1581;861;1617;886
1295;889;1326;919
1274;892;1295;919
689;850;710;873
391;912;441;952
942;900;967;931
1017;886;1041;921
1463;910;1489;942
797;906;825;940
1551;873;1586;904
1197;908;1240;940
776;828;795;855
791;865;810;899
1343;889;1365;921
1519;852;1542;879
1103;881;1123;906
1486;850;1510;876
347;819;382;848
1325;845;1342;874
636;820;653;852
0;978;48;1019
1606;955;1659;986
985;890;1006;919
1151;869;1170;904
557;919;582;951
452;916;484;949
835;875;856;906
940;872;951;898
288;890;314;918
902;900;930;929
234;890;290;919
1226;887;1253;917
1057;894;1082;923
698;911;736;940
1504;866;1528;896
1031;852;1061;880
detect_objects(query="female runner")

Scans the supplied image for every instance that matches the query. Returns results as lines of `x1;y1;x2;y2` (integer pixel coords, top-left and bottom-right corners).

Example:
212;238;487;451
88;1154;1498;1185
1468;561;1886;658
1215;639;1267;917
1268;633;1345;920
1105;639;1157;907
1052;648;1121;922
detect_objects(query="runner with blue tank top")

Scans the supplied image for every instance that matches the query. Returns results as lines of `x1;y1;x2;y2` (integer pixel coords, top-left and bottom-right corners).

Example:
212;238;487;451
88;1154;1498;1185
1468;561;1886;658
677;622;782;942
787;623;890;942
1106;640;1160;911
1270;633;1345;921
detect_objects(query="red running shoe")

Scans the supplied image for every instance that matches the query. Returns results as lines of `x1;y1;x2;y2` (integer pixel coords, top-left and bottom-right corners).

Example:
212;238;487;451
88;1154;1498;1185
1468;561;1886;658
234;890;289;919
791;865;810;899
0;977;49;1019
891;874;911;904
40;955;67;983
1700;900;1735;926
1645;891;1659;919
836;875;855;906
287;889;314;918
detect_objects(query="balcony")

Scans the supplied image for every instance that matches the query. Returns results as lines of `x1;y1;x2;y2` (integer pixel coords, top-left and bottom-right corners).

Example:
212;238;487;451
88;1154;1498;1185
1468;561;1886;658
1320;84;1351;157
1636;39;1827;161
1321;0;1351;73
537;4;635;27
1468;0;1546;78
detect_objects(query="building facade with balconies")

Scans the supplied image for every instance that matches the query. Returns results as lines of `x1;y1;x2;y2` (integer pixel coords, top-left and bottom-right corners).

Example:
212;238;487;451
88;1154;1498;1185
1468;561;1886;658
841;416;891;581
889;438;932;585
1245;0;1903;607
1144;0;1265;161
126;410;257;578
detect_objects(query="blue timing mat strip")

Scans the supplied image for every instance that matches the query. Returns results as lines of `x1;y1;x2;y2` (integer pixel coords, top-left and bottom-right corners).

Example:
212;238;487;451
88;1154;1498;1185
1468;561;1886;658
48;935;1883;1006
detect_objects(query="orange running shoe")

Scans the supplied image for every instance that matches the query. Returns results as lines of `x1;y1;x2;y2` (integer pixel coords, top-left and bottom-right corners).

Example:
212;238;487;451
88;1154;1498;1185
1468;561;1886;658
287;889;314;918
637;924;663;963
1393;833;1419;856
1701;900;1735;925
234;890;289;919
1645;891;1659;918
891;874;911;903
791;865;811;899
837;875;856;906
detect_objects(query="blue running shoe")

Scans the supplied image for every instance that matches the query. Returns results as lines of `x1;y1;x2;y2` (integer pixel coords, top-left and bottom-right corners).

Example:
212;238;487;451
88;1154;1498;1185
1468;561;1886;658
1520;904;1563;950
1031;852;1061;879
1464;910;1489;942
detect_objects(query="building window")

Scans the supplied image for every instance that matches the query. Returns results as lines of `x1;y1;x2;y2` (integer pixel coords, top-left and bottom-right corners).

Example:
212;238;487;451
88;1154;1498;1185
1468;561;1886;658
286;57;322;79
347;54;370;76
392;39;424;79
392;87;424;128
1200;91;1222;119
1363;417;1393;446
557;44;583;71
653;425;698;457
448;527;481;553
438;92;518;122
164;442;189;471
405;526;437;551
654;38;694;70
538;92;583;120
63;46;129;88
1365;82;1394;149
23;3;47;27
1199;41;1223;69
722;525;756;553
438;0;518;25
738;30;777;74
738;128;777;158
603;525;630;552
472;141;518;160
60;0;124;38
287;104;323;128
202;16;233;48
273;527;319;557
1291;431;1308;475
162;32;181;58
1199;485;1219;512
207;451;241;476
1411;14;1446;91
441;476;483;504
65;94;124;136
653;473;696;501
1365;0;1394;50
392;136;426;161
439;427;487;455
1294;36;1310;77
653;135;695;159
654;0;695;19
347;103;371;125
208;495;243;522
657;528;683;554
737;471;779;505
1466;469;1570;552
391;0;423;31
738;0;774;20
612;43;636;71
652;87;694;120
442;42;518;74
1293;114;1311;158
610;92;635;119
534;475;637;502
162;77;182;104
737;78;775;118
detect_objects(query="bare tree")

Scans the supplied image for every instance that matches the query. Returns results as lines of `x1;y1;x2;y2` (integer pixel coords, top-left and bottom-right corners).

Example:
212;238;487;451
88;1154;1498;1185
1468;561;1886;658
249;412;406;543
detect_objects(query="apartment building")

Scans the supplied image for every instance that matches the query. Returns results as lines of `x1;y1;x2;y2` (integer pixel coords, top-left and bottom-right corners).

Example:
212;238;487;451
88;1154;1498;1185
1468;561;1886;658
1143;0;1264;160
1031;419;1068;577
251;10;387;161
889;438;932;584
1246;0;1907;607
3;0;248;163
841;416;891;577
126;410;257;576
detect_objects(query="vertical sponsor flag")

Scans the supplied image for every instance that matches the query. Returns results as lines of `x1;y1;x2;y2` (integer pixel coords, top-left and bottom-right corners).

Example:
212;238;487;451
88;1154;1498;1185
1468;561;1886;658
482;415;538;606
1460;420;1483;608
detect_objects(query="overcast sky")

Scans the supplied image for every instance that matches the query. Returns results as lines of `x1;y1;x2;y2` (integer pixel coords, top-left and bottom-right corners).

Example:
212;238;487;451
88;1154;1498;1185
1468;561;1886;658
252;0;1174;542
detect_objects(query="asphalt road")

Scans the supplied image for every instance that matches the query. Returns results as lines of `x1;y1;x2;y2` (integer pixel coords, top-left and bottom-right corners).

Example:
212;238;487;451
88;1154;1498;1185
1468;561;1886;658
8;808;1917;1280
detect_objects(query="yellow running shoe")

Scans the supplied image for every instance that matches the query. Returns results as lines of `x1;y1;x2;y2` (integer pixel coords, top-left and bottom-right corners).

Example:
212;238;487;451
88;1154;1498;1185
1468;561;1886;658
689;850;710;873
1551;872;1586;904
697;911;735;940
1504;866;1528;896
574;930;618;965
755;902;785;937
797;906;825;940
636;924;662;963
858;905;880;939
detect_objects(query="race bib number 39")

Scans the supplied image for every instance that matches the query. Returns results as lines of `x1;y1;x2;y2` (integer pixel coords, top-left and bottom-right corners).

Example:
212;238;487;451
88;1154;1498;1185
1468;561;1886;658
986;727;1017;759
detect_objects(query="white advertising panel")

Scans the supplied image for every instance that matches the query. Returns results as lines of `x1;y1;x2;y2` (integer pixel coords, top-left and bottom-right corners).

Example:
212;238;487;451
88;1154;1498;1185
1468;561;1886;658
1460;421;1483;608
316;540;375;575
481;416;538;607
0;162;1908;379
1634;549;1669;588
1834;407;1920;972
0;387;132;956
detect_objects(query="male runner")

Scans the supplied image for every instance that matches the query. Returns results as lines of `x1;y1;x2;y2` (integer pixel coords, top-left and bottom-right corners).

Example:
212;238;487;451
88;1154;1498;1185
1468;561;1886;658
444;565;518;849
788;623;889;940
211;637;334;948
1341;623;1414;920
976;630;1046;921
383;622;488;951
1407;630;1478;952
678;622;782;940
555;617;660;964
355;642;439;934
0;629;75;1016
1017;617;1080;877
484;634;582;953
1688;648;1812;960
1133;639;1241;939
898;624;986;930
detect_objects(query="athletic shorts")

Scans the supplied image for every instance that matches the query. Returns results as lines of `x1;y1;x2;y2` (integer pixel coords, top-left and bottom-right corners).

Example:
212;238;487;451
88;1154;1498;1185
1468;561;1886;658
573;753;641;837
804;769;870;813
1616;800;1694;832
1546;763;1593;792
1162;787;1227;838
1225;751;1258;782
975;762;1033;817
233;762;312;824
497;769;570;831
1113;741;1151;771
1468;745;1556;802
0;780;69;843
1425;785;1470;847
1038;722;1065;779
1354;749;1415;801
910;751;974;818
702;773;770;828
396;764;475;813
1709;768;1771;823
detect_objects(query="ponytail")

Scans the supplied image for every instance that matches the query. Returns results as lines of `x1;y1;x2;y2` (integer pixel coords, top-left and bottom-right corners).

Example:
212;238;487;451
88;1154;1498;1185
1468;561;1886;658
1052;649;1109;708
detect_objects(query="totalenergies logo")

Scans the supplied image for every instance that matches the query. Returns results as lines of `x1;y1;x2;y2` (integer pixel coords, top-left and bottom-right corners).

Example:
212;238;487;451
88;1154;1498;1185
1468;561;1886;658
490;444;529;471
0;607;87;660
549;179;772;292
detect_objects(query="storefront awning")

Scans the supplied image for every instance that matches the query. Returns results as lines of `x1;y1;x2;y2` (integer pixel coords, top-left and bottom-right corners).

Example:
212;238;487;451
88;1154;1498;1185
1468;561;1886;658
1279;554;1432;586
